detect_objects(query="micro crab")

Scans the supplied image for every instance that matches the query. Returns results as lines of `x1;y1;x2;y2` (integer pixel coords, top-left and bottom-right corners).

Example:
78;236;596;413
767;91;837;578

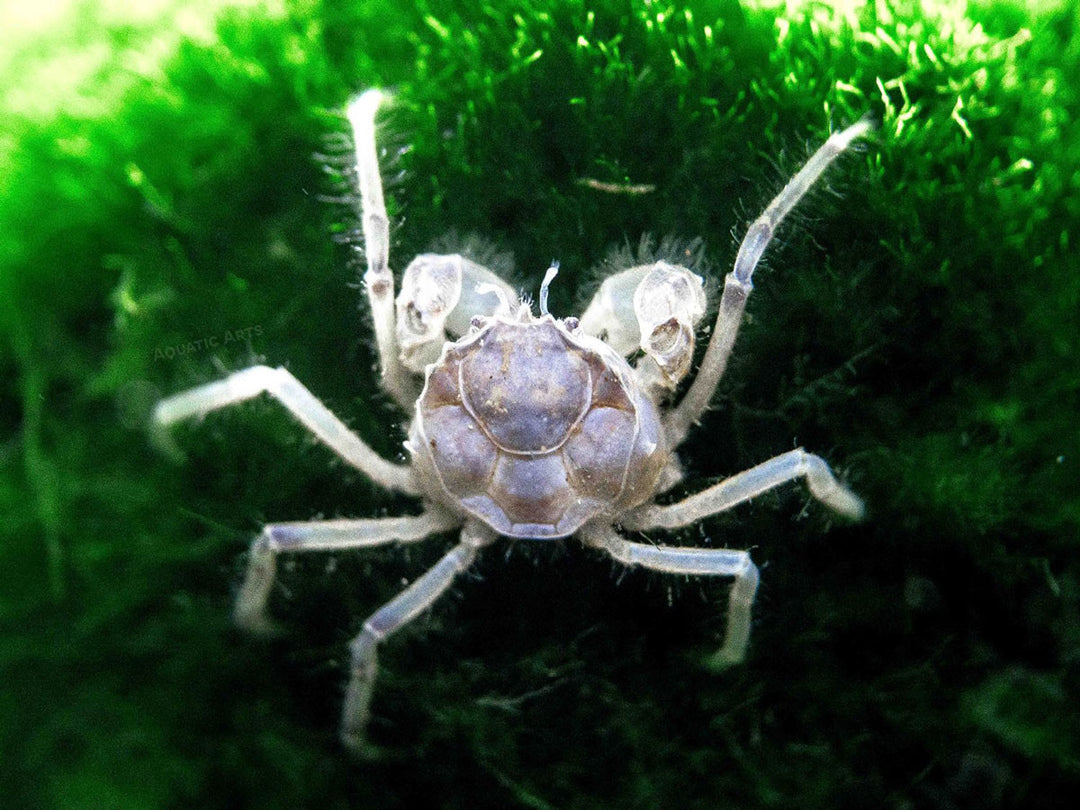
154;90;869;750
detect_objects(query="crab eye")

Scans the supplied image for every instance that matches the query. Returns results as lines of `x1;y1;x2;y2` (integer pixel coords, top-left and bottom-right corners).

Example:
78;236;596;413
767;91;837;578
469;315;487;332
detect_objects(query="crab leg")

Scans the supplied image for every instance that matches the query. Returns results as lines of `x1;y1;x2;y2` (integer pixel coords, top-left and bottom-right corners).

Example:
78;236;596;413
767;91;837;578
340;520;496;750
153;365;418;494
664;120;872;446
581;523;760;667
346;89;420;408
233;510;462;634
622;448;864;530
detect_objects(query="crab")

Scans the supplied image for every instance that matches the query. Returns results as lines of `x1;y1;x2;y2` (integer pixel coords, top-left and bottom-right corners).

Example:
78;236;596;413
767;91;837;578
153;89;869;750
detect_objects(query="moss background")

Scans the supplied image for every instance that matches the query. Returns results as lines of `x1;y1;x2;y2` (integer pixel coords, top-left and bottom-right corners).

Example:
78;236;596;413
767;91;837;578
2;0;1078;807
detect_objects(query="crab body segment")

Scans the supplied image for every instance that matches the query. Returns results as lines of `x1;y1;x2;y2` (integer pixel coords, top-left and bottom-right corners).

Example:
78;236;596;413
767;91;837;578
411;312;667;539
153;88;871;750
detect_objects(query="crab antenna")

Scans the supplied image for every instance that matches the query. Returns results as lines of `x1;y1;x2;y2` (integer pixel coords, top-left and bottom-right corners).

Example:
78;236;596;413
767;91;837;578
539;261;560;316
475;281;513;314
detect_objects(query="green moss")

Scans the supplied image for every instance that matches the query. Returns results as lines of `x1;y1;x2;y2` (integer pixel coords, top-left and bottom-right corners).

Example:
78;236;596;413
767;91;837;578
2;0;1077;807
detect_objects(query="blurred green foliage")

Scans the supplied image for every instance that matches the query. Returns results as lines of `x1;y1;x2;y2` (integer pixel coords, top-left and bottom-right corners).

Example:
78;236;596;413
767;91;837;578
1;0;1077;807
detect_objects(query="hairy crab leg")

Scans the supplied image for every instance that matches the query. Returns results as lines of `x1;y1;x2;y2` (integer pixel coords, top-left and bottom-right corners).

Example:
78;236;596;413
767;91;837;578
340;520;496;751
153;364;418;494
233;510;462;634
581;523;760;667
347;90;420;408
622;448;864;531
664;120;872;446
